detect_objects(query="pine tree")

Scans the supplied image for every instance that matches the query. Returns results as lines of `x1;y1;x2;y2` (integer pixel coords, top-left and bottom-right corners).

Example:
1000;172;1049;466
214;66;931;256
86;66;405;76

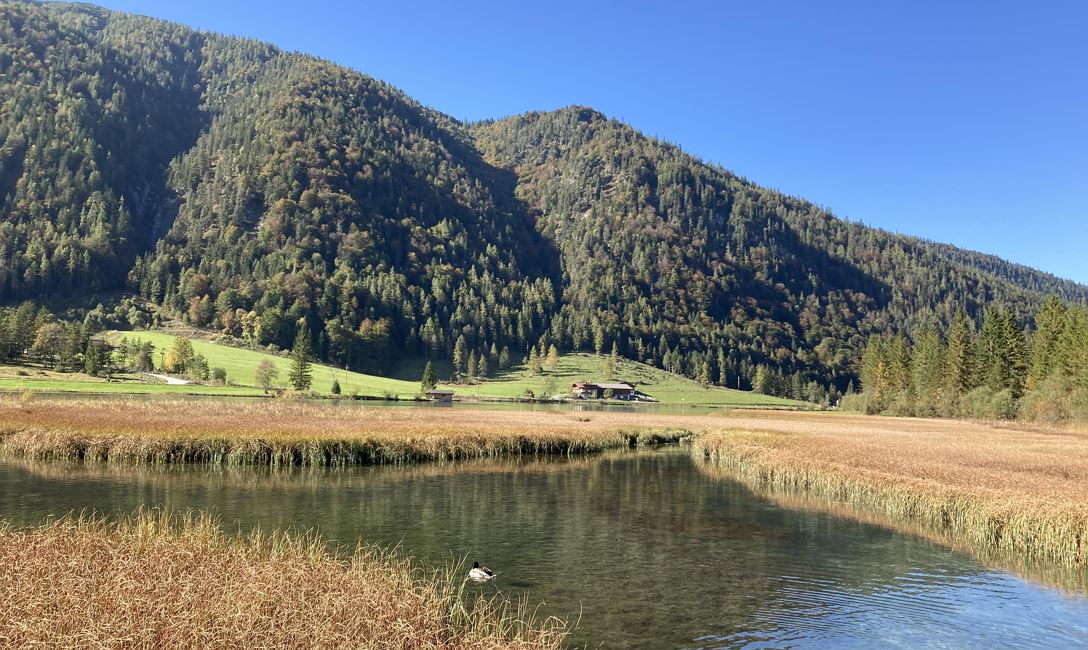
288;327;313;391
752;365;769;395
467;350;478;381
886;335;910;394
858;335;891;412
1058;305;1088;387
420;360;438;390
943;311;974;397
975;307;1003;390
546;344;559;372
1027;296;1067;389
699;358;711;387
452;335;467;380
911;326;945;398
83;341;101;377
477;353;489;379
527;345;542;376
606;341;619;380
998;310;1028;397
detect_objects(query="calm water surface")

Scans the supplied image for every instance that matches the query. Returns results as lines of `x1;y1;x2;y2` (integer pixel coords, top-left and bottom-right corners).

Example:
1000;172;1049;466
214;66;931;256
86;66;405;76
1;448;1086;648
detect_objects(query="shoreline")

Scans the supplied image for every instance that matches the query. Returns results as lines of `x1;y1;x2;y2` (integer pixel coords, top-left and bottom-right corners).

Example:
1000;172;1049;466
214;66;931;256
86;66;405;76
692;424;1088;570
0;510;568;648
0;397;698;466
3;398;1086;577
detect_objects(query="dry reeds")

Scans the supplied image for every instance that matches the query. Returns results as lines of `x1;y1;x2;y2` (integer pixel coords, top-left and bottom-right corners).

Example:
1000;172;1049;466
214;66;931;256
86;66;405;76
0;398;696;466
0;509;568;649
693;417;1088;569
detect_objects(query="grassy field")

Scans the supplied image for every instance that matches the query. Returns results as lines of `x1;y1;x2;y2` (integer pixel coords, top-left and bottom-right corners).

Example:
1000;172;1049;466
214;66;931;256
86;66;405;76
0;510;567;648
445;351;805;407
4;329;805;408
691;412;1088;569
109;330;421;398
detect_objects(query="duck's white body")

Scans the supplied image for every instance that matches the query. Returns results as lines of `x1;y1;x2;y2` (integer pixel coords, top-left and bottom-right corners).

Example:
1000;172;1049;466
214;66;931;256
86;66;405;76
468;561;495;582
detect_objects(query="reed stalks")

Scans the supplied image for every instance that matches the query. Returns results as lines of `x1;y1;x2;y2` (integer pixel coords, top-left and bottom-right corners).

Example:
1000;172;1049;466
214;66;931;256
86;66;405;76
0;508;568;649
693;425;1088;570
0;397;695;466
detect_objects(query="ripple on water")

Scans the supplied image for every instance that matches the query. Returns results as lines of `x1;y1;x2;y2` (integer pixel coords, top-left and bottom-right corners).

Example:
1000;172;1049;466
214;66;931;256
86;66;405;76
701;568;1088;649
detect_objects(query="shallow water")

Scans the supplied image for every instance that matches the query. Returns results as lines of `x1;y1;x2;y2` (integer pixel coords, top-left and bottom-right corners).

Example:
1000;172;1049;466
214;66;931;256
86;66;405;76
1;449;1086;648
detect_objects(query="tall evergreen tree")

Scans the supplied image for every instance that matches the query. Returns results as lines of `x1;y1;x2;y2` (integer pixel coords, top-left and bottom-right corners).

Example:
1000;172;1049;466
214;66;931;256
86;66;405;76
911;325;946;404
1027;296;1068;389
420;361;438;391
288;327;314;392
943;311;974;398
453;335;468;380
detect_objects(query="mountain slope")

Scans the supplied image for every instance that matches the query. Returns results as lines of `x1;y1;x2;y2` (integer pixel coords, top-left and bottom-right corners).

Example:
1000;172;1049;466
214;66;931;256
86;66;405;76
471;107;1088;391
2;0;1085;398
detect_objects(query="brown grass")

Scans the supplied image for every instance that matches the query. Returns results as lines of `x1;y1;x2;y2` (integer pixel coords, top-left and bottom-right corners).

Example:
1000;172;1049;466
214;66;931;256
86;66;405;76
692;412;1088;569
0;509;567;649
0;398;706;465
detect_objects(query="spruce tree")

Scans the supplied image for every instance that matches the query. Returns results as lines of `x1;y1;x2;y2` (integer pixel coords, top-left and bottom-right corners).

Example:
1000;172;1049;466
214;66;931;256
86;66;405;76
998;310;1028;397
420;360;438;390
452;335;467;380
886;335;911;394
83;341;101;377
467;350;478;381
527;345;542;376
1027;296;1067;389
943;311;974;398
288;327;313;392
910;325;945;404
546;344;560;372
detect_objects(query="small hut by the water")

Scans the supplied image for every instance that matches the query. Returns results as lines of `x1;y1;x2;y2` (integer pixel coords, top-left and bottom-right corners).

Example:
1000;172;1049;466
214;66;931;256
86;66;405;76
425;389;455;403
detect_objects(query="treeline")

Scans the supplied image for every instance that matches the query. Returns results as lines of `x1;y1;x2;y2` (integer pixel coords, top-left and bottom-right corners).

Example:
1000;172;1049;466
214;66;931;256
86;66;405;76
0;300;230;384
3;2;1088;398
847;297;1088;422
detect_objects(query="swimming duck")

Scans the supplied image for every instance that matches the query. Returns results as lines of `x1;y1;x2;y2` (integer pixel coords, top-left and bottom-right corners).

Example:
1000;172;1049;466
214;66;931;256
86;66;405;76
467;561;495;582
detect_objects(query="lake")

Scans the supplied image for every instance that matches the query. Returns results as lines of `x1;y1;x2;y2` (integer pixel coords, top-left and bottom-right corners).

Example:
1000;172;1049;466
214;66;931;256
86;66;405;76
1;448;1086;648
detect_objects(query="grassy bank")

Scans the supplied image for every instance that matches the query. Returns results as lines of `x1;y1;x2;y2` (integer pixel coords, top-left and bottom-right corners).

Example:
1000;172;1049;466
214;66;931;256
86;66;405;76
692;415;1088;569
110;330;421;397
0;398;696;466
0;510;566;648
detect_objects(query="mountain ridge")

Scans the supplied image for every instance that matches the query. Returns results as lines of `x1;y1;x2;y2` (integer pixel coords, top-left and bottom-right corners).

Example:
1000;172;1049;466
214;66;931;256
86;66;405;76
2;0;1085;399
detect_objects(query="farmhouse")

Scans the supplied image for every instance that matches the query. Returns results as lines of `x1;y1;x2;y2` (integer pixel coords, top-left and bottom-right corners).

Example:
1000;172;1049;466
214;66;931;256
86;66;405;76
424;389;455;403
570;381;636;400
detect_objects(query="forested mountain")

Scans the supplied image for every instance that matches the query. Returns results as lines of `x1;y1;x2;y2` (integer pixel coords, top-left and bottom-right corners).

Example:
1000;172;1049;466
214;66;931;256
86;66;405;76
2;0;1086;397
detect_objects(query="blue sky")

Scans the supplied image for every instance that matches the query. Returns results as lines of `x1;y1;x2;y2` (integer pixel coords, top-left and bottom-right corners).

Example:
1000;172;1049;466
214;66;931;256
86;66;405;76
92;1;1088;284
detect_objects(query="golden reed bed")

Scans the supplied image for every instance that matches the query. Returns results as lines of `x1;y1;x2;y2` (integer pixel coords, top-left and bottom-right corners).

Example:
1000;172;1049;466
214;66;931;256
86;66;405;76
692;413;1088;569
0;398;702;465
0;510;567;649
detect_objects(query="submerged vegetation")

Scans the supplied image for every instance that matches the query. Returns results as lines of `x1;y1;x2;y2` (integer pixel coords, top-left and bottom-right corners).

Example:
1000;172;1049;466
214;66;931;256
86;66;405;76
692;417;1088;569
0;509;568;648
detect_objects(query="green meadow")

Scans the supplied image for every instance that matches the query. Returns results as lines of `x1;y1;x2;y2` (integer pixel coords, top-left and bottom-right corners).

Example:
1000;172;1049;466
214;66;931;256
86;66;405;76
4;330;807;408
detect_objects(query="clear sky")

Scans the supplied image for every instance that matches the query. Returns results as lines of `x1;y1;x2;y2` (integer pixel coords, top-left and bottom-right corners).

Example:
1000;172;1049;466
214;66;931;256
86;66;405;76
90;1;1088;284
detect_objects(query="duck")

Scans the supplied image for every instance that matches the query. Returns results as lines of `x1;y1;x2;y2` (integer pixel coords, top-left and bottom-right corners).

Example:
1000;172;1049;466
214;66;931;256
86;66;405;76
467;561;495;582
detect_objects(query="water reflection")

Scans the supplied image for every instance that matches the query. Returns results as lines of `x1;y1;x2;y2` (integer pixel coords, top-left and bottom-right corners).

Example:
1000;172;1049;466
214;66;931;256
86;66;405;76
1;450;1085;648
